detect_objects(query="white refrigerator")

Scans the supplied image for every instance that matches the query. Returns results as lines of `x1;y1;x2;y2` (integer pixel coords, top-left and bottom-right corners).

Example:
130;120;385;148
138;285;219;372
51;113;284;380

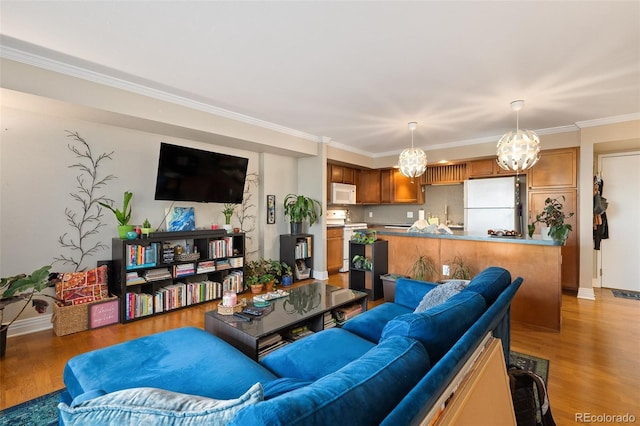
463;176;525;236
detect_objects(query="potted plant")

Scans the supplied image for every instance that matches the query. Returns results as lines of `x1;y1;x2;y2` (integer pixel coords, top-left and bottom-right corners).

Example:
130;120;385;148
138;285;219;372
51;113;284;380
99;191;133;239
283;194;323;235
408;247;437;281
222;203;236;232
1;265;53;357
244;258;282;293
448;255;473;281
141;218;152;238
280;262;293;287
352;255;372;270
528;196;574;244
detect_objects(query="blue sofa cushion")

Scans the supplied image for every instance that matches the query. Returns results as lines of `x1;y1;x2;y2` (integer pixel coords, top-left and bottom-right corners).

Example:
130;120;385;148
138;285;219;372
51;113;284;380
260;328;375;380
341;302;413;343
414;280;469;313
58;383;262;425
381;291;486;362
262;377;312;400
230;336;430;426
394;278;438;309
464;266;512;305
63;327;278;400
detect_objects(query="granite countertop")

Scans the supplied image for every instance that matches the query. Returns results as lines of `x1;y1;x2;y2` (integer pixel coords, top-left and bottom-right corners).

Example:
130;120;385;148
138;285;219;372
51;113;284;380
369;226;560;246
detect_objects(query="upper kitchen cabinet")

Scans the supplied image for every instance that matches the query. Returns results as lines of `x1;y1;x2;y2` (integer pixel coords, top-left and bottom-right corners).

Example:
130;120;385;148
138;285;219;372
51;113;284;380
390;169;424;203
527;148;578;189
420;163;467;185
359;169;382;204
330;164;357;184
467;158;518;178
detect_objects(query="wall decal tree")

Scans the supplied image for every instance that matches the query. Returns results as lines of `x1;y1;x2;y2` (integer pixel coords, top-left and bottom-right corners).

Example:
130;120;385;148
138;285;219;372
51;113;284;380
55;131;116;271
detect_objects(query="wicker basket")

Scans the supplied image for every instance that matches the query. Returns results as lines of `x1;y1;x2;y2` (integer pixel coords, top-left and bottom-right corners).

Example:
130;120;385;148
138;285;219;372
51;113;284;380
52;296;118;336
175;253;200;262
217;302;243;315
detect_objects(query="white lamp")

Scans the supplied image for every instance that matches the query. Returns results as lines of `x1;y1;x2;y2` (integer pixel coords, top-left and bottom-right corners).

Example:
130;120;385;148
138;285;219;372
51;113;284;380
496;100;540;173
398;122;427;183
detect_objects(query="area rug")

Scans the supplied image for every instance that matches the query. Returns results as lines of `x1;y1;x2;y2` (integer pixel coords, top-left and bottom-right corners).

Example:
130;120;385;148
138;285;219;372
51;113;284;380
0;388;64;426
612;289;640;300
510;351;549;383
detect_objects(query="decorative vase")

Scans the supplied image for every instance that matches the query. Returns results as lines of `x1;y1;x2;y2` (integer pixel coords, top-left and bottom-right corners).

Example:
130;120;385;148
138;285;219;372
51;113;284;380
117;225;134;239
141;227;152;238
290;222;303;235
250;284;263;294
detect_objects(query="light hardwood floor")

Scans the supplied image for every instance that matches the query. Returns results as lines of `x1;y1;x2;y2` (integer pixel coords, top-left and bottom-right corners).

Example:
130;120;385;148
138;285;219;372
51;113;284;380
1;275;639;425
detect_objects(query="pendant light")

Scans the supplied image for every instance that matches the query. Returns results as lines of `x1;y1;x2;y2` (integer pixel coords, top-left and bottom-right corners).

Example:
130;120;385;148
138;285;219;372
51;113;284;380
398;122;427;183
496;100;541;173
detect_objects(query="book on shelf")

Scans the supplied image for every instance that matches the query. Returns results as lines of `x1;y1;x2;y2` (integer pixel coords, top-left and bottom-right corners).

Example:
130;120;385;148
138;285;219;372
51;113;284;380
258;333;283;349
143;268;172;282
284;324;314;341
125;271;146;286
215;259;231;270
258;340;289;359
334;303;363;323
323;311;336;329
173;263;195;277
125;243;160;269
196;260;216;274
222;271;243;293
208;236;234;259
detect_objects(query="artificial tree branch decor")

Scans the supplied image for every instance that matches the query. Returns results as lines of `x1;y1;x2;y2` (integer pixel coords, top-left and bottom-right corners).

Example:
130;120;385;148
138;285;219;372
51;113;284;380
55;131;116;272
238;173;259;257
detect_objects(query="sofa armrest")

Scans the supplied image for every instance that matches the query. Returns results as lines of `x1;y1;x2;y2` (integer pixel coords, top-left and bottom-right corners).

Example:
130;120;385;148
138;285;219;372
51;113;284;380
394;278;438;309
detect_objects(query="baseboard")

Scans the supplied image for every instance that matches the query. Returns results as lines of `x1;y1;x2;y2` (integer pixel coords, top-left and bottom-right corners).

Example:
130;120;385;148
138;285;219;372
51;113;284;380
577;287;596;300
313;269;329;281
6;314;53;338
592;277;602;288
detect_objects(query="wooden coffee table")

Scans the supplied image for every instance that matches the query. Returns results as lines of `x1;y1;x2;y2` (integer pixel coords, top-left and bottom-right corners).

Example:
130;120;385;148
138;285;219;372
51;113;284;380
204;282;367;361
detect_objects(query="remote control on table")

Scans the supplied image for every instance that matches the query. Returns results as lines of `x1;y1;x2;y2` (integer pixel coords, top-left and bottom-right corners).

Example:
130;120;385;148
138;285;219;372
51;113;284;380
233;313;252;321
242;308;263;316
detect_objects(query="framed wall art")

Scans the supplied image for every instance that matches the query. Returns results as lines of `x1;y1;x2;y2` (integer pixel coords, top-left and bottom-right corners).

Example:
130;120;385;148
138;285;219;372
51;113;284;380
267;195;276;224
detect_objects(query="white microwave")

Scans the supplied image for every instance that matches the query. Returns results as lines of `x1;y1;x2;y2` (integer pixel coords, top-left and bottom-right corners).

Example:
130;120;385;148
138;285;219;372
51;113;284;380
331;183;357;205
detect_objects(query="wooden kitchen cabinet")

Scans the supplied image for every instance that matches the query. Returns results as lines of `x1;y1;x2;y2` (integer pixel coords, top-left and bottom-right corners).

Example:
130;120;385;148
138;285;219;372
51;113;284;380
326;227;344;274
467;158;517;178
391;169;424;203
528;147;577;189
529;189;578;291
330;164;357;184
380;169;392;203
359;169;381;204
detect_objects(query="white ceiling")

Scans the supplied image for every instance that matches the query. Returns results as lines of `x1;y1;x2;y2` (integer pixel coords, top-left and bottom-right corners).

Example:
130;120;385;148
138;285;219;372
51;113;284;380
1;1;639;157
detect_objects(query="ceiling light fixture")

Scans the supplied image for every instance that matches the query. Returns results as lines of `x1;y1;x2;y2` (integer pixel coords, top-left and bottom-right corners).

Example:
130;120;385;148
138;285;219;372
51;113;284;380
496;100;541;173
398;122;427;183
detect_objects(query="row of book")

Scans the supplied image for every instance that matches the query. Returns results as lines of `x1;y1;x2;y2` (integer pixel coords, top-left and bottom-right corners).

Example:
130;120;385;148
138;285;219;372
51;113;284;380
207;237;235;259
294;236;312;260
125;243;161;269
125;280;231;320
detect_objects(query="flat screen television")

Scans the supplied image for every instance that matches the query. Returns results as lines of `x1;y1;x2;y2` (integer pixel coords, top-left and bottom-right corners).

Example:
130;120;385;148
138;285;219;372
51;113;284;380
154;143;249;203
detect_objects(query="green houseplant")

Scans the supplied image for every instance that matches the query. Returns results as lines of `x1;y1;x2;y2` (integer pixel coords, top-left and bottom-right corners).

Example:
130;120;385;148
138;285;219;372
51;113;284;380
244;258;284;293
528;196;574;244
447;255;473;280
1;265;53;357
408;248;437;281
99;191;133;239
283;194;322;235
141;218;152;238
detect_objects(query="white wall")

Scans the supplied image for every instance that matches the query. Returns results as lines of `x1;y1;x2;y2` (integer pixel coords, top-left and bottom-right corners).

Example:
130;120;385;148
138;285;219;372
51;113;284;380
0;105;288;323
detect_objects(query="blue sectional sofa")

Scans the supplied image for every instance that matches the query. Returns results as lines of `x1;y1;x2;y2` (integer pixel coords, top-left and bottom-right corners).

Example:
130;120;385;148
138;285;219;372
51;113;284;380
58;266;522;425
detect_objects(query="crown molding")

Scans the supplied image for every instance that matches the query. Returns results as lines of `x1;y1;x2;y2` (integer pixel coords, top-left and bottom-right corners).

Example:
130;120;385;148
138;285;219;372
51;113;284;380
575;113;640;128
0;38;320;143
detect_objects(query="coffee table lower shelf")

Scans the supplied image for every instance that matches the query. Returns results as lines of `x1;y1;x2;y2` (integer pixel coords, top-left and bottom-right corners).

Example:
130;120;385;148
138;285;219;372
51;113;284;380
204;282;367;361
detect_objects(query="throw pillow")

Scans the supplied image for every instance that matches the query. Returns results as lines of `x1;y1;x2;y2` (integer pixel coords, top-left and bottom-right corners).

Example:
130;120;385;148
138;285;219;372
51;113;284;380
414;280;469;313
58;383;262;426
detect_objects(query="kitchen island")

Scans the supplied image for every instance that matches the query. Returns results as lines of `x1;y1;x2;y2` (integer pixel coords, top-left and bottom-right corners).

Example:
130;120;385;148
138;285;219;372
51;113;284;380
371;227;562;332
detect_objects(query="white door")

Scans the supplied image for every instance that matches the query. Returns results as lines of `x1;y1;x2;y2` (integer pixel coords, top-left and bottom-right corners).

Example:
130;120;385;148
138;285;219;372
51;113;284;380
600;153;640;291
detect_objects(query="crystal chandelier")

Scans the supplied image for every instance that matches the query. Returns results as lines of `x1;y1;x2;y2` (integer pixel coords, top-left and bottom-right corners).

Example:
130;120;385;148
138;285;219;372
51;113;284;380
398;122;427;183
496;100;540;173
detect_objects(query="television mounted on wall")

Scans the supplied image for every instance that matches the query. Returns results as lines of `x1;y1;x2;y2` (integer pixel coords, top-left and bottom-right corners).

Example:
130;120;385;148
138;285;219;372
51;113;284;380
154;143;249;204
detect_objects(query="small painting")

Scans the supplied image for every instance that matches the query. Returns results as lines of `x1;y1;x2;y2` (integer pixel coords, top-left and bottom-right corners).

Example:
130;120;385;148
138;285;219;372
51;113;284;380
267;195;276;224
166;207;196;231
